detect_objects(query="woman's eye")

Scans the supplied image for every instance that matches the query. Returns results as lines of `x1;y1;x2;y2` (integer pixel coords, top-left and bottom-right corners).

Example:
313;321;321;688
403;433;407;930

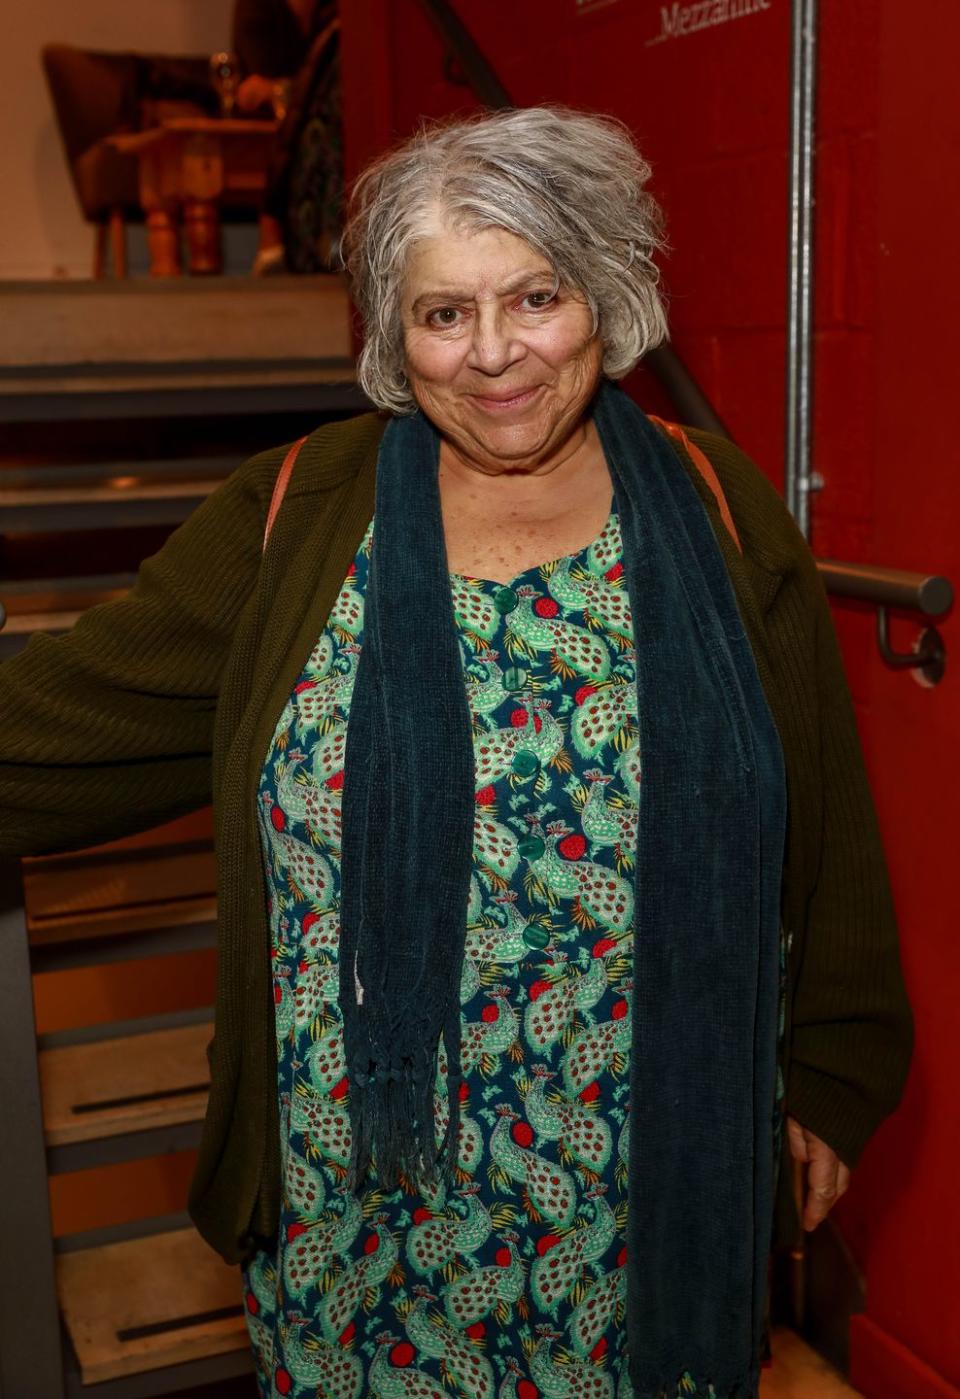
427;306;462;328
521;290;555;311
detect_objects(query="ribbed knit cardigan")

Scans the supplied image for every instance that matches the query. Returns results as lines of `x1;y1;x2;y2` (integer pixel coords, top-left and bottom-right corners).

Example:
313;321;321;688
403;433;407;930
0;412;914;1264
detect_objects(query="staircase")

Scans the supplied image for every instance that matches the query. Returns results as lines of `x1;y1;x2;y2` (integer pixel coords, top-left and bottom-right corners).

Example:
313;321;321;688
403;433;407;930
0;821;258;1396
0;276;364;1397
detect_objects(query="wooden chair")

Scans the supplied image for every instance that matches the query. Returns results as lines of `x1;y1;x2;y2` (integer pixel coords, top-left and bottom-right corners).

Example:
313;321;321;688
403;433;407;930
41;44;228;278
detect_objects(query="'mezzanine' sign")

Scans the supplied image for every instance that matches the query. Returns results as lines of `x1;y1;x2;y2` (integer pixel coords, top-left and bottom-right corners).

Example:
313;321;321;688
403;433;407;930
646;0;772;44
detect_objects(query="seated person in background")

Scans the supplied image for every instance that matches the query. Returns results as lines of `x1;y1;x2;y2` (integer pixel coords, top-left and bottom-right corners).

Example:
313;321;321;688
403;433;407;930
233;0;342;274
233;0;320;113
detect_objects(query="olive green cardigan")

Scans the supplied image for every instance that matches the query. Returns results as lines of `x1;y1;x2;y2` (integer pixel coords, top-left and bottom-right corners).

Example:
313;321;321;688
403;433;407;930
0;412;913;1263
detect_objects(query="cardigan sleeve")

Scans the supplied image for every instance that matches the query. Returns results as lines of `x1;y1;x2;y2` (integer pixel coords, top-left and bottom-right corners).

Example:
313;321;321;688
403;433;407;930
684;428;914;1168
0;443;287;857
780;543;915;1166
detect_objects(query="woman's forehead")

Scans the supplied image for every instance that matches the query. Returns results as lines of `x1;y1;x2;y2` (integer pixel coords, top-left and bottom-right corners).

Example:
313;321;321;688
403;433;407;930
404;225;554;303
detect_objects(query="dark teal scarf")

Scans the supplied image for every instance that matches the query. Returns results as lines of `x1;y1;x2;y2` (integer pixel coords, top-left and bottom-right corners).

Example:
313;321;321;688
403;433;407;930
339;379;787;1397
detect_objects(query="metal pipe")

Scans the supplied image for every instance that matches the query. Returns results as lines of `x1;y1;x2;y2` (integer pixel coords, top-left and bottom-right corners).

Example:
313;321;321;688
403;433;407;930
644;346;731;439
817;561;954;617
785;0;819;538
415;0;514;108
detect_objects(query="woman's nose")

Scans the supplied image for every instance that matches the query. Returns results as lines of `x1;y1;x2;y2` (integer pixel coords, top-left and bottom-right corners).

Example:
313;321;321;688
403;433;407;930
467;306;524;374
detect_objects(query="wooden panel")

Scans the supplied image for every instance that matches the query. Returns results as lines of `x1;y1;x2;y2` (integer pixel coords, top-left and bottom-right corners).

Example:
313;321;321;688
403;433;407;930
23;848;215;923
57;1228;247;1384
40;1021;212;1145
26;895;216;948
1;608;86;636
0;479;217;508
49;1154;201;1243
2;588;129;618
0;278;352;370
22;838;216;947
1;363;358;398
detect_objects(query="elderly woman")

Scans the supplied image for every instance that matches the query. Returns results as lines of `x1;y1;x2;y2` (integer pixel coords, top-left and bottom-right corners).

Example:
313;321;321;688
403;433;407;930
0;108;911;1397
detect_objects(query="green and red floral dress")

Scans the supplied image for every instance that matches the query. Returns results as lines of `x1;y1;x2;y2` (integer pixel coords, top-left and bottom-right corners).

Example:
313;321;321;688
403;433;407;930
245;509;785;1399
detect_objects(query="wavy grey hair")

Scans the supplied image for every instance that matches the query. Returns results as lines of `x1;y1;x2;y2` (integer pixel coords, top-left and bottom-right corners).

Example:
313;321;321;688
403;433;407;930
342;106;669;414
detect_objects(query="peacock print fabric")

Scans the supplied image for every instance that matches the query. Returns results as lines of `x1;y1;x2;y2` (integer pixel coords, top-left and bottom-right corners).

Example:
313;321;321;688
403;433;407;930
246;510;783;1399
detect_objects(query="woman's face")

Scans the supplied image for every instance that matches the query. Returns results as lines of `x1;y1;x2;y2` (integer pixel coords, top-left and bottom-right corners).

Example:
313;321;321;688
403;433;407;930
401;222;603;475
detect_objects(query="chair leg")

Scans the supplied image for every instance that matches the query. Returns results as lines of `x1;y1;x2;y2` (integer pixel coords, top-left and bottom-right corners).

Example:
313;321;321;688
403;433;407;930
93;222;107;279
109;206;127;278
183;199;222;275
145;207;182;277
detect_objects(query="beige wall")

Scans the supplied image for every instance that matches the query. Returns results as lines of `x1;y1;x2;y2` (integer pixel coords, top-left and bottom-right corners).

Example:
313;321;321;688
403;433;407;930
0;0;235;280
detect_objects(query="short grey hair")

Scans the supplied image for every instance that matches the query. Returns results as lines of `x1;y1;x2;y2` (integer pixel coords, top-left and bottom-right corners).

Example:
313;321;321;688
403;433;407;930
342;106;669;414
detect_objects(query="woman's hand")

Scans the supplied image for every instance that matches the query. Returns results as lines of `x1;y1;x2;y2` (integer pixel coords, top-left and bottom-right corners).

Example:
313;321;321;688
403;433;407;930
787;1115;852;1230
236;74;275;114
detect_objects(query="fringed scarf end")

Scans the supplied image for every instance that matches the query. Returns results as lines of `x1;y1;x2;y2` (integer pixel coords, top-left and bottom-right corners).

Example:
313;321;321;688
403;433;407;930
344;1051;457;1194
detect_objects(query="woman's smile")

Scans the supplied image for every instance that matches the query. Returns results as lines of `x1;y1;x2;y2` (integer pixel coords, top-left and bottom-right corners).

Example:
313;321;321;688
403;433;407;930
467;384;544;412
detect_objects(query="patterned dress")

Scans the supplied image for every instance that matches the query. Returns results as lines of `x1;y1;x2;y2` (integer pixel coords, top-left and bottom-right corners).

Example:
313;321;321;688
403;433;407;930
244;509;784;1399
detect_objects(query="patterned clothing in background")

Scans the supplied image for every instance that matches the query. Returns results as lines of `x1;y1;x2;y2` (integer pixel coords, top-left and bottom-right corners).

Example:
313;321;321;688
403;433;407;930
267;24;342;272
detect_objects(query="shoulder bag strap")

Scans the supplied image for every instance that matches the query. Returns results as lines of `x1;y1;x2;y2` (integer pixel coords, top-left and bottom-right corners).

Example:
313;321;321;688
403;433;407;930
648;414;743;555
263;435;308;552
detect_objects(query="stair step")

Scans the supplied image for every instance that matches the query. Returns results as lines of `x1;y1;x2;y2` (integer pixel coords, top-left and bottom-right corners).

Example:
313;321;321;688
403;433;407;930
23;826;216;949
57;1227;248;1385
40;1020;213;1146
27;891;216;950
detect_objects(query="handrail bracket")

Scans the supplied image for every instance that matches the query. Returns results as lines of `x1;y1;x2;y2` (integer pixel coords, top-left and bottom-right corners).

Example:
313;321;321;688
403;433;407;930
876;609;946;686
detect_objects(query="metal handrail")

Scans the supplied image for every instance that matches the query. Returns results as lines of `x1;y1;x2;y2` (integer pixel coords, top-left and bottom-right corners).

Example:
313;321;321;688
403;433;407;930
415;0;513;106
1;564;951;630
817;561;953;617
816;562;953;686
643;347;731;439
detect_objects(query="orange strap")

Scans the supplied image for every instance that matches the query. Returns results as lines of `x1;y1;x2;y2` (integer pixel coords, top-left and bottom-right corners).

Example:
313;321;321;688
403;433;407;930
263;436;308;551
647;415;743;555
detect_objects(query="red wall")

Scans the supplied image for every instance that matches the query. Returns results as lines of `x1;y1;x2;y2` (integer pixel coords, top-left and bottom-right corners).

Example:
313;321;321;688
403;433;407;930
840;2;960;1391
340;3;959;1392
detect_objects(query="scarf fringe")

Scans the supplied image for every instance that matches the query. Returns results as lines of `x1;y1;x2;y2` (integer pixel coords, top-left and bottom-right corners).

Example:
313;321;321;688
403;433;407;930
629;1364;758;1399
344;1050;461;1194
